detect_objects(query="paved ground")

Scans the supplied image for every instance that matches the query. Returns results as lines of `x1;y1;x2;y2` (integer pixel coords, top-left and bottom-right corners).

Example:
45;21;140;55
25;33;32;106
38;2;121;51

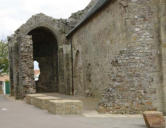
0;95;147;128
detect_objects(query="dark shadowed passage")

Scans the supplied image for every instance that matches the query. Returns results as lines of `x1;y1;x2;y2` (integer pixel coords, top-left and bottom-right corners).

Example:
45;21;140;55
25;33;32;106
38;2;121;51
28;27;59;93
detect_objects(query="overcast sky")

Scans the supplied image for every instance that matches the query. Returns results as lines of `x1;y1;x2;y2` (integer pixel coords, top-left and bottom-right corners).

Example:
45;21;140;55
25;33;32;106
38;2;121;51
0;0;90;40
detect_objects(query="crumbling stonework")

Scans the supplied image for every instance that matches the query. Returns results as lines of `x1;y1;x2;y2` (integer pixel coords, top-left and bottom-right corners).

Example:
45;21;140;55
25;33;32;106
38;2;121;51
68;0;98;29
8;0;166;114
8;0;97;99
69;0;166;114
8;35;35;98
8;14;72;98
18;35;35;95
8;35;20;99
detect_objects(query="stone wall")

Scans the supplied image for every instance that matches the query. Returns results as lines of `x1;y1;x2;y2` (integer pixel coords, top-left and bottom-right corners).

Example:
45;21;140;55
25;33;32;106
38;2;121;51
68;0;98;29
8;38;14;96
159;0;166;114
8;0;97;99
18;35;35;97
8;35;35;98
8;0;166;114
8;35;20;98
71;0;162;114
8;14;71;98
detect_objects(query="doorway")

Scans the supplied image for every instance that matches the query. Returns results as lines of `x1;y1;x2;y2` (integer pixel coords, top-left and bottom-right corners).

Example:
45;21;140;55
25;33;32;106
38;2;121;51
28;27;58;93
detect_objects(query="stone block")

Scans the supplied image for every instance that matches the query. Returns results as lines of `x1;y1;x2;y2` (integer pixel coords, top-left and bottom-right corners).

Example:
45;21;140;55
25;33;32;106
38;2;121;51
25;94;46;104
143;111;165;128
32;96;61;109
48;100;83;115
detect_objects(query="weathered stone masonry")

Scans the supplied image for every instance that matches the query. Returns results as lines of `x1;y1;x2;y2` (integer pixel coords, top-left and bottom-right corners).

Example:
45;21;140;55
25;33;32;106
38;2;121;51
8;14;73;98
8;0;166;114
67;0;166;114
8;0;96;99
159;0;166;114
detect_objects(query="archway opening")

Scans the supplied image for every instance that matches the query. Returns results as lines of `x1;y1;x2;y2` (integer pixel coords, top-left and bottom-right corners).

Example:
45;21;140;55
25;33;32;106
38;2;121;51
34;60;40;81
28;27;58;93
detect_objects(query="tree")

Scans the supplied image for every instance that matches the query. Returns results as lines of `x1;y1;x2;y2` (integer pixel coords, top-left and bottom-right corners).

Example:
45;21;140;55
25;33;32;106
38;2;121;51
0;40;8;74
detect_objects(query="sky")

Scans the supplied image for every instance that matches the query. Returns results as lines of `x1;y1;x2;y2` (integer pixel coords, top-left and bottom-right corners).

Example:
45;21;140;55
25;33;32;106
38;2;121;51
0;0;91;69
0;0;91;40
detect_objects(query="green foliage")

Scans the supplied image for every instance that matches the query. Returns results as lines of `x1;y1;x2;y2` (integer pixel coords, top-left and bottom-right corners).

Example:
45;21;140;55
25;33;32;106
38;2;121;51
0;40;8;74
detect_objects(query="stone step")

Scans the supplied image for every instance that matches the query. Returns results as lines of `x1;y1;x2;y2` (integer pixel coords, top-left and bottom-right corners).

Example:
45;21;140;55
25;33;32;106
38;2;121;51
48;100;83;115
25;94;83;115
31;96;61;109
25;94;47;104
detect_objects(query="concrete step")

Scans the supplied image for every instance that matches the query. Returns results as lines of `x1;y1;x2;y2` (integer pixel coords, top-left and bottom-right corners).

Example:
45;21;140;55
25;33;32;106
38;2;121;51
32;96;61;109
48;100;83;115
25;94;83;115
25;94;47;104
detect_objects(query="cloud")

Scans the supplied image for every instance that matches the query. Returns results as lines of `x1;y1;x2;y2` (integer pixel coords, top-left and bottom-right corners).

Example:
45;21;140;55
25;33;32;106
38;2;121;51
0;0;90;39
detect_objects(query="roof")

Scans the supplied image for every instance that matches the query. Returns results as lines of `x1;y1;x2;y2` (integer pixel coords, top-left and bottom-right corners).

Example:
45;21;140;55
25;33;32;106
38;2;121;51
0;75;9;82
66;0;110;38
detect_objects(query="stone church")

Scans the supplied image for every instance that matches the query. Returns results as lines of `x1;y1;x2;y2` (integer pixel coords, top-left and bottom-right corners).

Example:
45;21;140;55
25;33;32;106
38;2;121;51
8;0;166;114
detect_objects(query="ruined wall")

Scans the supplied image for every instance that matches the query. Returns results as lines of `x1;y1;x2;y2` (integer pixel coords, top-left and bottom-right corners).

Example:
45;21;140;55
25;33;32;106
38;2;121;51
159;0;166;114
71;0;162;114
8;36;20;98
8;13;74;98
68;0;98;29
8;0;165;114
17;35;35;97
8;0;98;98
8;38;14;96
8;35;35;99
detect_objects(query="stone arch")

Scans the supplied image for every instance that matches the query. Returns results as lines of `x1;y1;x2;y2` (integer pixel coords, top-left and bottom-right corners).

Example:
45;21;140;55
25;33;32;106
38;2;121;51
28;26;59;93
15;13;67;46
10;13;70;97
16;14;66;93
8;13;73;98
